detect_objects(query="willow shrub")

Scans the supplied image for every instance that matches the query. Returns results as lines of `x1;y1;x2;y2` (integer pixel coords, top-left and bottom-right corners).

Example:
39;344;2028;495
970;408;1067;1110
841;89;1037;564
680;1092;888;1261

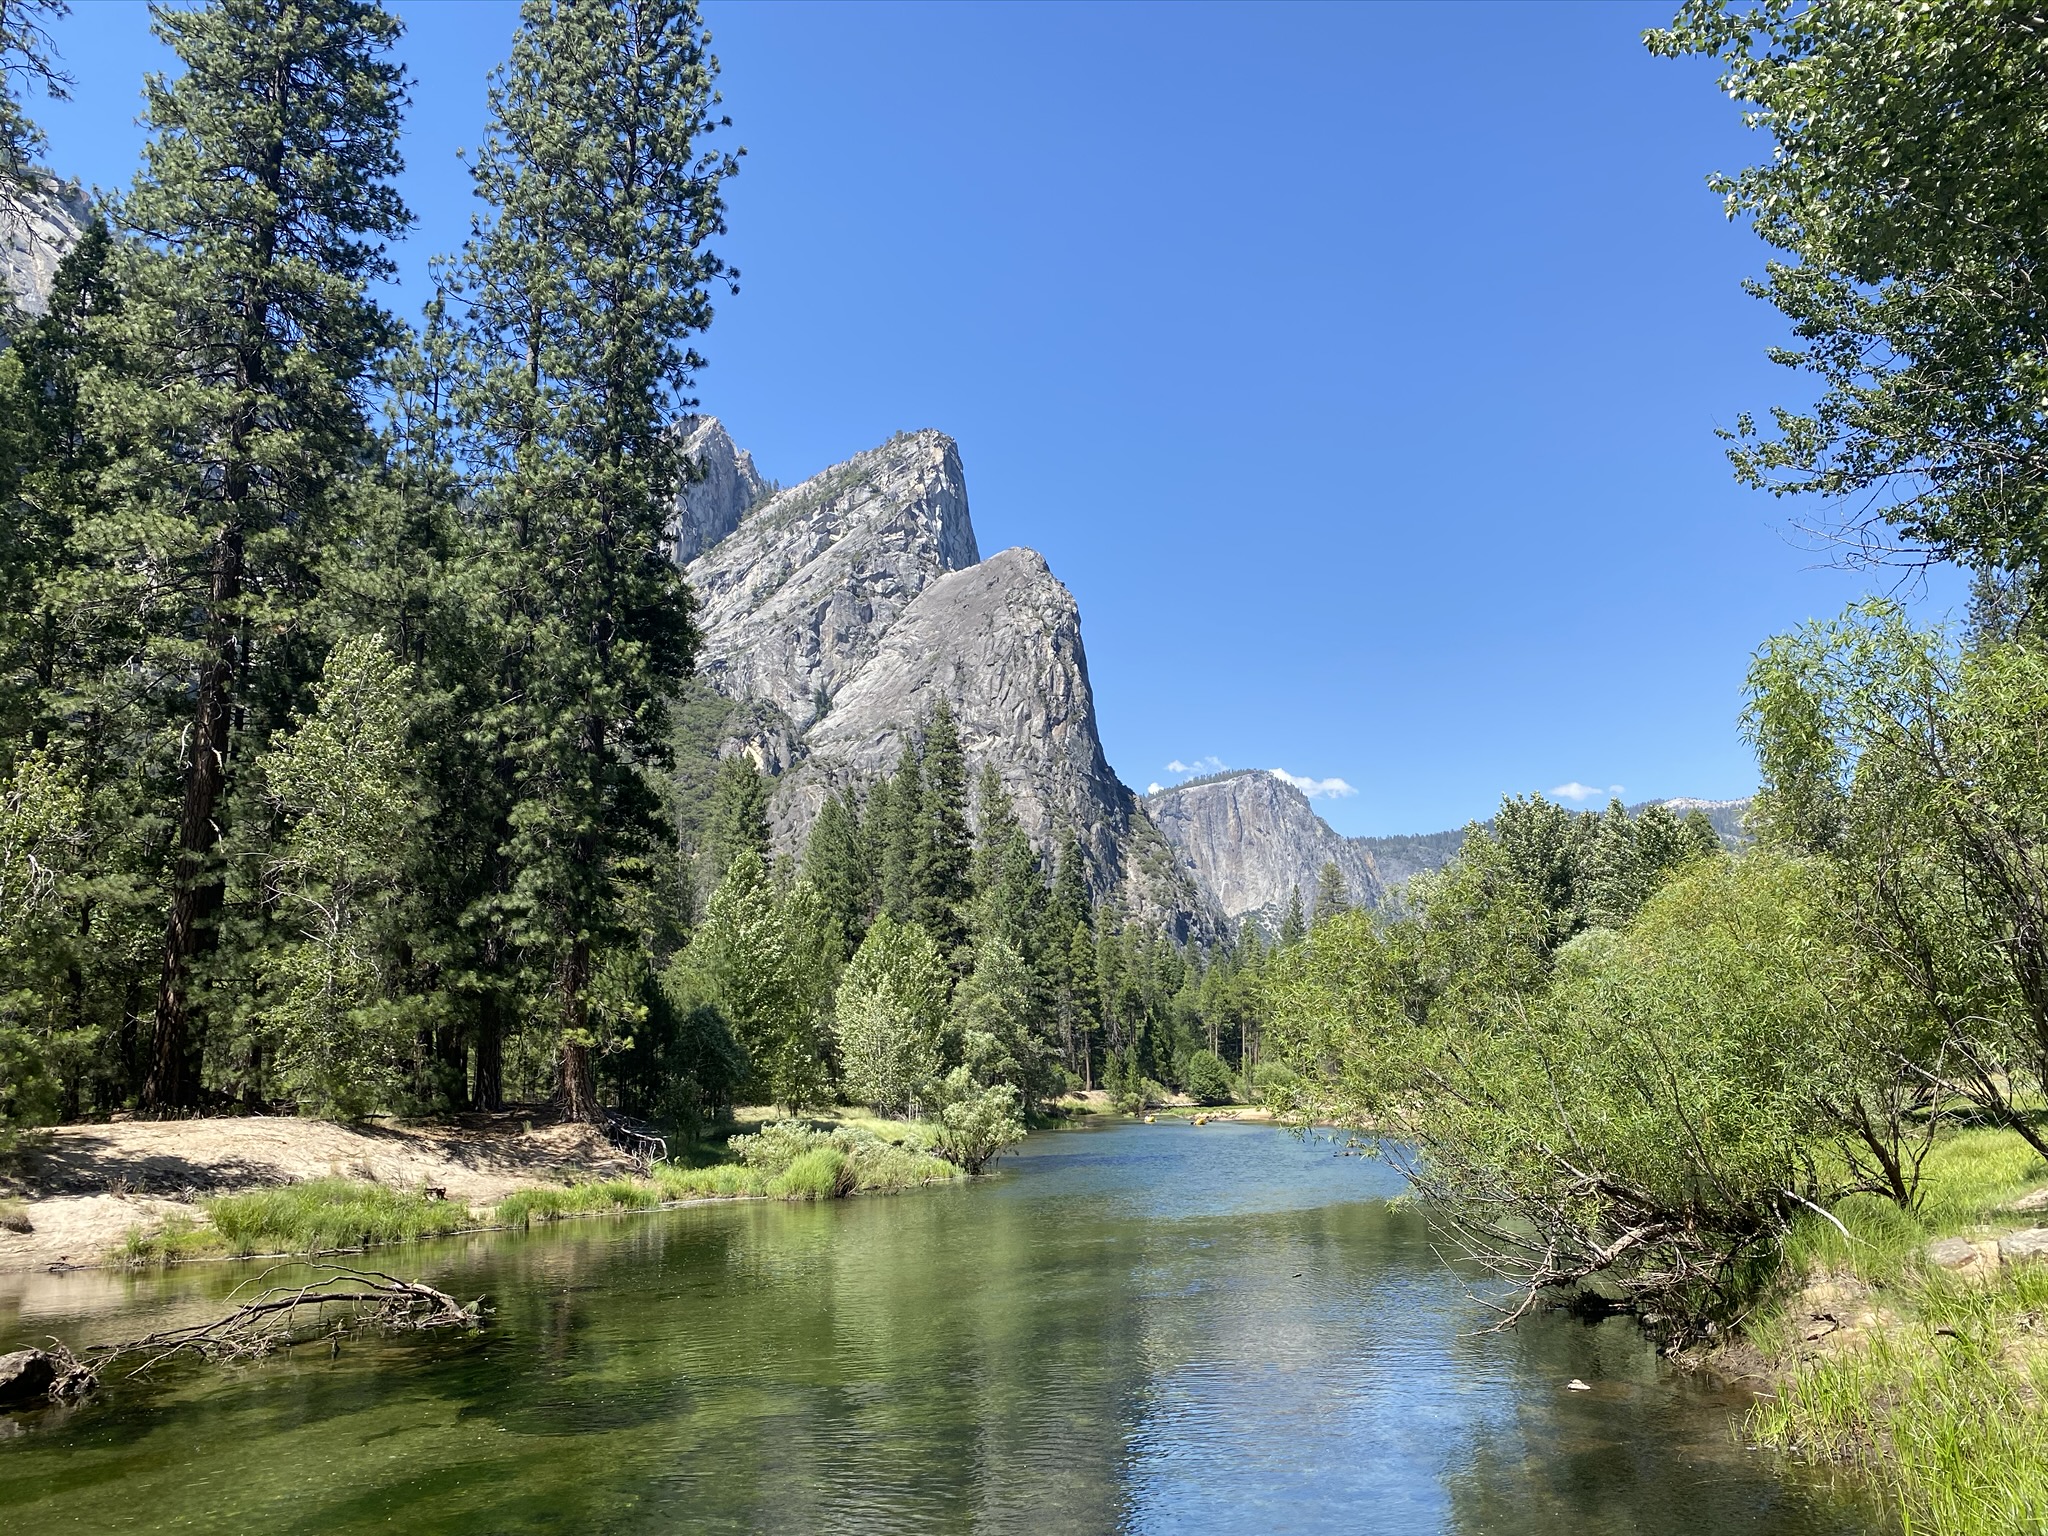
1270;850;1927;1334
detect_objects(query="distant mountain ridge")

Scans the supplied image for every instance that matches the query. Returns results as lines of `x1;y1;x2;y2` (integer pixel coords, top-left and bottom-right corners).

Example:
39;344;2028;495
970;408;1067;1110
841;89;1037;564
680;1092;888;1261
1144;772;1752;930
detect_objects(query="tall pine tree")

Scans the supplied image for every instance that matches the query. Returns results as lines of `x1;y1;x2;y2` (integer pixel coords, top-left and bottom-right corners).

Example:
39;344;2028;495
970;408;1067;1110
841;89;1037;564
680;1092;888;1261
450;0;737;1119
80;0;411;1110
452;0;741;1122
910;698;971;958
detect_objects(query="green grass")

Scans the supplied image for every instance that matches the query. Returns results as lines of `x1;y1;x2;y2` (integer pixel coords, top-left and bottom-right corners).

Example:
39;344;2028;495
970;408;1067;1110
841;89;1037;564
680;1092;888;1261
1752;1265;2048;1534
1782;1127;2048;1286
1751;1126;2048;1534
115;1113;970;1262
122;1179;473;1263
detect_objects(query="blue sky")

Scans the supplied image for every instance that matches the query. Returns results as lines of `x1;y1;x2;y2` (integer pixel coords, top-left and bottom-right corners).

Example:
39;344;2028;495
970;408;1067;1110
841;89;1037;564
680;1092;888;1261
32;0;1964;837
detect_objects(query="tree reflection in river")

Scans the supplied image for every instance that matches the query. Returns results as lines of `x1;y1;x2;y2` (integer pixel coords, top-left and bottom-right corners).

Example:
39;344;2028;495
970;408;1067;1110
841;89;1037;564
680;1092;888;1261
0;1121;1887;1534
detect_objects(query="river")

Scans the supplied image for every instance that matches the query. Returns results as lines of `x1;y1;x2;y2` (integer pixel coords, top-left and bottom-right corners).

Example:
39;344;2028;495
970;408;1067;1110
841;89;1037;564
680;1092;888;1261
0;1119;1885;1533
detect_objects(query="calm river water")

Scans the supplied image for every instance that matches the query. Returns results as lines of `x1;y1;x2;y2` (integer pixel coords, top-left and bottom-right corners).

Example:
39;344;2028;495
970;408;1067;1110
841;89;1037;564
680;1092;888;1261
0;1120;1886;1534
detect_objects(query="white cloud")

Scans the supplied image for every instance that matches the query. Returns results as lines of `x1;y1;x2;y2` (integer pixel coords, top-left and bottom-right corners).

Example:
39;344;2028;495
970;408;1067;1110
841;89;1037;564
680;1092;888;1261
1146;782;1163;796
1165;755;1226;775
1271;768;1357;800
1550;781;1625;803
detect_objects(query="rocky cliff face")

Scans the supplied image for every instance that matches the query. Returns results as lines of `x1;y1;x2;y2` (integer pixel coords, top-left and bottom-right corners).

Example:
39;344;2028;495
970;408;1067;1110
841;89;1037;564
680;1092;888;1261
682;429;1211;938
683;429;978;751
3;182;85;320
671;416;767;565
1144;772;1384;932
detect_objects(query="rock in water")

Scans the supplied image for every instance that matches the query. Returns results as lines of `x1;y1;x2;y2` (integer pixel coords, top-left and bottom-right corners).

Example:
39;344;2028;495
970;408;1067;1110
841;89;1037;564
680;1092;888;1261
1145;770;1384;932
0;1349;57;1408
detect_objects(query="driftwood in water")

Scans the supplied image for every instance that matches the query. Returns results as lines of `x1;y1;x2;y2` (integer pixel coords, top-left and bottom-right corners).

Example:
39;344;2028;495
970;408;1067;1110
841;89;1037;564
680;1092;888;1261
6;1266;483;1409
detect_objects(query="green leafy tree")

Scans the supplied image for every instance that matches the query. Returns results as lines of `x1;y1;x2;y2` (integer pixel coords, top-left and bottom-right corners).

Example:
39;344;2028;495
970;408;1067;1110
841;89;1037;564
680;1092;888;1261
1747;599;2048;1160
955;935;1056;1112
1184;1048;1234;1105
669;850;826;1113
1649;1;2048;585
832;913;947;1117
450;0;737;1119
256;636;417;1115
933;1072;1026;1173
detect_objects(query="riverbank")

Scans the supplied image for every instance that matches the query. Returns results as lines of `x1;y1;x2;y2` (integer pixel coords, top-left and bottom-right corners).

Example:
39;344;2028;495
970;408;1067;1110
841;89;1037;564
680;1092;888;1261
0;1108;964;1271
1694;1127;2048;1535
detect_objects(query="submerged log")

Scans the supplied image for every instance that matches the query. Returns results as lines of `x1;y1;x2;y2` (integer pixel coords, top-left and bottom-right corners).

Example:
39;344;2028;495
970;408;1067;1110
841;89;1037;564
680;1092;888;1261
2;1266;484;1411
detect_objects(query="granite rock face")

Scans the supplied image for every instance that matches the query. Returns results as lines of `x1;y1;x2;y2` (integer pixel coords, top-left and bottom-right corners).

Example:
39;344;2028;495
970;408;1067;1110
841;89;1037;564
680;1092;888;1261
681;429;1211;938
3;181;86;319
684;429;978;738
1145;771;1383;932
671;415;767;565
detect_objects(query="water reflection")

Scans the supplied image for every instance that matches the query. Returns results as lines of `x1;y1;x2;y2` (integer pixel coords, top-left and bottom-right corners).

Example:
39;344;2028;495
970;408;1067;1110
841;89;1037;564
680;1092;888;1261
0;1120;1887;1534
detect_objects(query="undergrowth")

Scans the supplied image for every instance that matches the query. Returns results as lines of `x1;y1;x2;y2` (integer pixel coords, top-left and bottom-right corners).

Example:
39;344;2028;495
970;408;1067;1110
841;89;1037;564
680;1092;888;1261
1750;1126;2048;1535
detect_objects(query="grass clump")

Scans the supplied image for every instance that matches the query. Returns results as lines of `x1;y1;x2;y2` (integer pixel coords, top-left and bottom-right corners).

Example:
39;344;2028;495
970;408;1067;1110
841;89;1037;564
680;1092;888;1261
1749;1126;2048;1533
496;1177;663;1229
732;1117;962;1196
1754;1264;2048;1534
209;1179;470;1255
124;1179;470;1263
767;1147;856;1200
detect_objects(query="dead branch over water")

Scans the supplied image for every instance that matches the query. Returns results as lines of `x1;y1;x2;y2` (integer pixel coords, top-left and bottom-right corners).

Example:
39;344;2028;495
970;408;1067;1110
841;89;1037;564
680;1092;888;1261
8;1266;483;1408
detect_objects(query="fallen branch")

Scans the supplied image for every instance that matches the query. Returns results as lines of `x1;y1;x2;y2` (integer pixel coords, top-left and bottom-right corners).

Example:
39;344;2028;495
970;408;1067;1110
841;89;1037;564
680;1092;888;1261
3;1266;484;1409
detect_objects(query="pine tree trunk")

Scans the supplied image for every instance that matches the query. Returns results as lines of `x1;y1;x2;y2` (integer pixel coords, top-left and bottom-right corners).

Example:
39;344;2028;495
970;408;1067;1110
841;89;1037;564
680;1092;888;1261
473;992;504;1112
557;934;598;1123
143;527;243;1112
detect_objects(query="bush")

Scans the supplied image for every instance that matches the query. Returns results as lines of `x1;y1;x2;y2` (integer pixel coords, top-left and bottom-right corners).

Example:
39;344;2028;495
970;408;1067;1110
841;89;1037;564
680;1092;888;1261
1247;1061;1299;1108
1185;1050;1235;1105
730;1116;962;1194
934;1073;1027;1173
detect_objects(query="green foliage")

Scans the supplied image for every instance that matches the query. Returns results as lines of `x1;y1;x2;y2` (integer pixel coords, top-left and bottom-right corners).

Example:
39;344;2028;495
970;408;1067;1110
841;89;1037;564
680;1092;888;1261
933;1073;1026;1174
833;914;947;1118
955;935;1056;1111
1184;1048;1235;1105
1746;602;2048;1161
729;1115;958;1193
668;851;829;1113
910;698;971;958
1310;860;1348;926
1648;1;2048;583
0;745;82;1128
446;0;736;1119
0;2;67;213
699;754;770;901
1269;842;1931;1333
120;1178;472;1262
802;787;869;961
255;636;419;1116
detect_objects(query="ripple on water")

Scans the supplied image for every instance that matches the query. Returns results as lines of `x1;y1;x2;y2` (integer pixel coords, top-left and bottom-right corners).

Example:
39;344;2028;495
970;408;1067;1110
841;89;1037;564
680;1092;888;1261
0;1120;1890;1535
